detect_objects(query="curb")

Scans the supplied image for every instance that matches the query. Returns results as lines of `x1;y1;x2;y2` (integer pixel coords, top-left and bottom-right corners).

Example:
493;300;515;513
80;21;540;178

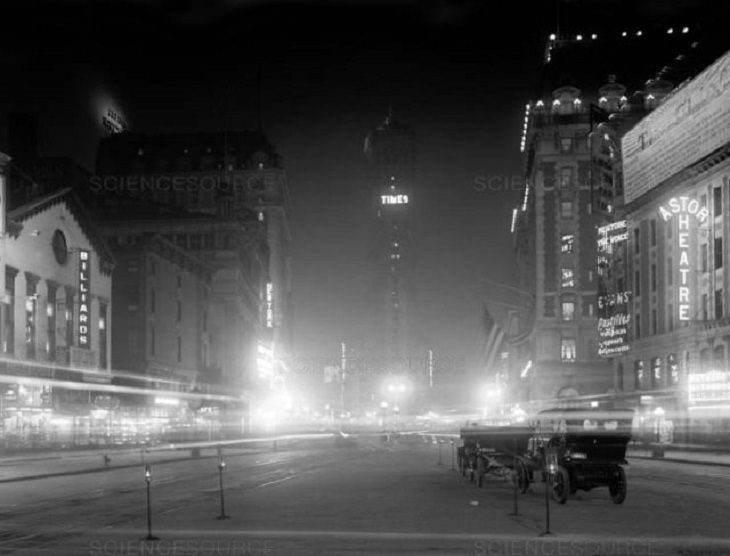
628;454;730;467
0;452;227;484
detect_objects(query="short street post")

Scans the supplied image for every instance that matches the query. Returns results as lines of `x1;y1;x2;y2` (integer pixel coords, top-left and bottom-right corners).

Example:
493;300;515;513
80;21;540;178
437;438;443;466
450;439;455;471
144;465;159;541
217;447;230;519
540;464;552;536
509;438;520;516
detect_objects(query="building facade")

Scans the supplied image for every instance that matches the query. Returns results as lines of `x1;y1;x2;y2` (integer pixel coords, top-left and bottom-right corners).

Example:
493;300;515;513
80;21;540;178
90;194;269;401
93;130;292;368
0;172;115;448
507;29;706;410
616;48;730;444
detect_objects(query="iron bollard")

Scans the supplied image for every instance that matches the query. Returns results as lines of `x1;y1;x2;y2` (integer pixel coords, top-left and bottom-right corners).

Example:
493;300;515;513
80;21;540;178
217;447;230;519
144;465;159;541
437;439;443;466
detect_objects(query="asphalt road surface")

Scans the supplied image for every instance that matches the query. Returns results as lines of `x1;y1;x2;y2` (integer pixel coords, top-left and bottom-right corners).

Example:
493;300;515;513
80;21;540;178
1;435;729;556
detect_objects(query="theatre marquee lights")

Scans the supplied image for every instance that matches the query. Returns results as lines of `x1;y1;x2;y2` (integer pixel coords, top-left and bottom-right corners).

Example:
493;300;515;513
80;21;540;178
657;196;708;321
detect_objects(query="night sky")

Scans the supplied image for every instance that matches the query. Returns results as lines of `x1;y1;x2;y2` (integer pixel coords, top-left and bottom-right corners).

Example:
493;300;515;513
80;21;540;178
1;0;725;383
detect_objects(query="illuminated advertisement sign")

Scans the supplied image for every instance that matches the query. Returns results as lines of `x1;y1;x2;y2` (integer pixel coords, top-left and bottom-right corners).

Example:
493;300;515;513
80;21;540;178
266;282;274;328
597;293;631;357
623;50;730;203
597;220;628;253
596;220;630;357
380;194;409;205
657;196;708;321
689;371;730;403
78;250;91;348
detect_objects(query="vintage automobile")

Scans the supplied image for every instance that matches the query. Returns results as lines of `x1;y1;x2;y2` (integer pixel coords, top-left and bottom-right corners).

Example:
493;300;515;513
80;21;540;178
532;407;634;505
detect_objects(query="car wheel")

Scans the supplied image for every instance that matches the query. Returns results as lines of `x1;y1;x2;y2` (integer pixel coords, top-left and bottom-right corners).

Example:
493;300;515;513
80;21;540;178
609;466;627;504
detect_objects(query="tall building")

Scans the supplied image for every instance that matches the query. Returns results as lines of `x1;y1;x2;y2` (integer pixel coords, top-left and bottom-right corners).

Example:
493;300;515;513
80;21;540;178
88;193;269;404
508;26;704;410
92;131;290;397
363;111;416;397
93;129;292;365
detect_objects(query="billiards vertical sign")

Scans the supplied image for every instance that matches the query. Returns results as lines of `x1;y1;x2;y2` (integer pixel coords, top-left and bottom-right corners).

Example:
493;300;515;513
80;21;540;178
78;250;91;348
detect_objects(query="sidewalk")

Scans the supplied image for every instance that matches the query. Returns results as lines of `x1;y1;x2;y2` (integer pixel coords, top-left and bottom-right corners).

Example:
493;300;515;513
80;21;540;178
0;438;293;483
627;442;730;466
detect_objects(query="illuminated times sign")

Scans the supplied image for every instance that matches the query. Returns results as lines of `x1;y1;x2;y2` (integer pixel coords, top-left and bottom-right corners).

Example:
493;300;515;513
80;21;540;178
381;194;408;205
657;196;708;321
266;282;274;329
78;250;91;348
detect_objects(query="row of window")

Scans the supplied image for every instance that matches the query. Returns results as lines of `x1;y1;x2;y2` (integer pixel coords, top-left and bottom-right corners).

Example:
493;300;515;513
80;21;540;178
545;295;595;319
624;354;681;391
3;268;107;367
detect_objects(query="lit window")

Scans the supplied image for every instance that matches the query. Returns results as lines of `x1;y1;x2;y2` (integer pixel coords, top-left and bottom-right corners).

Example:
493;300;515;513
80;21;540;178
651;357;662;388
634;360;644;389
561;339;576;362
561;268;575;288
561;301;575;321
667;354;679;386
561;234;574;253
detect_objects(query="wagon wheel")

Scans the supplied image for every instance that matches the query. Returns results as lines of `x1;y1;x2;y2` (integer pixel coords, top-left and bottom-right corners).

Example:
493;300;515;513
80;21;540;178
609;466;627;504
551;467;569;504
517;462;530;493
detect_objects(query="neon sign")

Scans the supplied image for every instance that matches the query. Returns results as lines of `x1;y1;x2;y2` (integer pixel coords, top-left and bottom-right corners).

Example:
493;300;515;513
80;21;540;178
657;196;708;321
78;250;91;348
381;194;409;205
689;371;730;403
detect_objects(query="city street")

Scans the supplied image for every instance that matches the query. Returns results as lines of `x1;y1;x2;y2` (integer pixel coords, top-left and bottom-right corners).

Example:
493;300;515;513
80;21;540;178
1;435;729;556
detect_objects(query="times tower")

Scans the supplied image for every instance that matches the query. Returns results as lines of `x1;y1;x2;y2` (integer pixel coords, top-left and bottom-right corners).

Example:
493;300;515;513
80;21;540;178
363;111;416;378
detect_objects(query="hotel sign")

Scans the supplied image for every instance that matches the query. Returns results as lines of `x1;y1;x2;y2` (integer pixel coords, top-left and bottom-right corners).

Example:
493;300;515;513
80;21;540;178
102;107;127;135
657;196;708;321
78;250;91;348
266;282;274;329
